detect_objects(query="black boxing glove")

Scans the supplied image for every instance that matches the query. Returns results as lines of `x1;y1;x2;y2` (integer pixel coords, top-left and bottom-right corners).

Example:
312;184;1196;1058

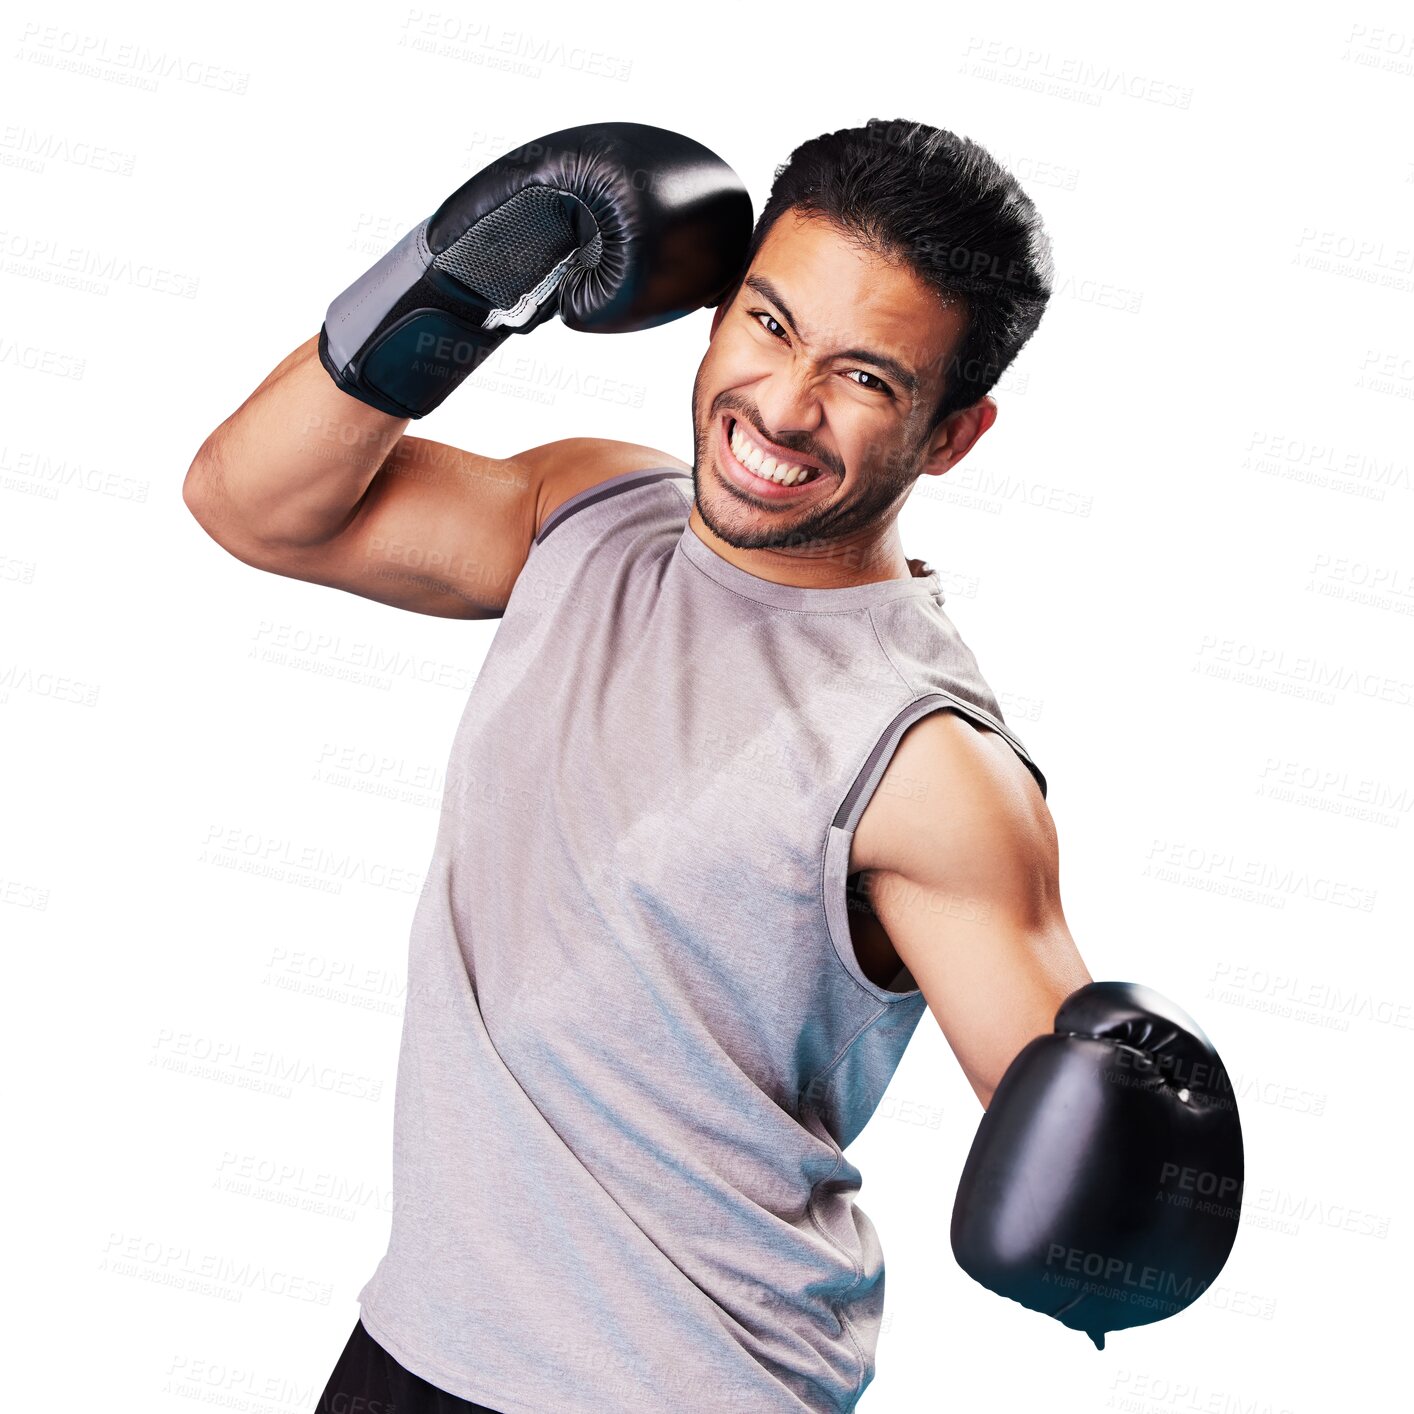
950;981;1243;1349
318;121;752;419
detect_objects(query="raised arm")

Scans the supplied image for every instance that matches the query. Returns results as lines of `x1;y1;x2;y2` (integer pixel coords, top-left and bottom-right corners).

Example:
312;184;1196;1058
183;121;751;616
182;334;543;617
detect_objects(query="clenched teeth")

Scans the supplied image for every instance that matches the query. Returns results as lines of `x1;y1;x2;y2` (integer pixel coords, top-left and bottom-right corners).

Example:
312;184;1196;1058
729;419;819;487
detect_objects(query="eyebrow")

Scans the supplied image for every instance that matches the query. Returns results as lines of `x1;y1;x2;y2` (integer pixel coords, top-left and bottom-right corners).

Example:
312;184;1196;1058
743;273;922;398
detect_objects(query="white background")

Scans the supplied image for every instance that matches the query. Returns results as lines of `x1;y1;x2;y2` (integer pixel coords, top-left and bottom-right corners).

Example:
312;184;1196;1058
4;0;1410;1409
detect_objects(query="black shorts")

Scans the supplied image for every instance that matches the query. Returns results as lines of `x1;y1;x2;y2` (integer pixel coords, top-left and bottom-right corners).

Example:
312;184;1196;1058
315;1317;504;1414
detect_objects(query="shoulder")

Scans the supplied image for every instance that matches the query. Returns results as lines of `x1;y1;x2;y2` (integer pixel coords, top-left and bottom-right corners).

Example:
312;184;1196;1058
516;437;692;537
853;708;1052;882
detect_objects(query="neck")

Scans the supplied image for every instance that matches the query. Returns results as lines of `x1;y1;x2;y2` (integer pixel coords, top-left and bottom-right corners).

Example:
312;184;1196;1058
687;505;918;590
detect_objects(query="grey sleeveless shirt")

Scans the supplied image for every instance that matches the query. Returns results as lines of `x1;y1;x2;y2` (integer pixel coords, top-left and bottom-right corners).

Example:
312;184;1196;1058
355;467;1046;1413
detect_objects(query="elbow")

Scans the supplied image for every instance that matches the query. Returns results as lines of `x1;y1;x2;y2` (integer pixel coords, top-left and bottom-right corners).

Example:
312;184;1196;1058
182;445;216;525
183;441;241;548
181;445;249;564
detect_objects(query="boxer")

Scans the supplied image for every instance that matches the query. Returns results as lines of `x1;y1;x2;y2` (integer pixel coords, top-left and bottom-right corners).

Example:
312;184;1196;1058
186;118;1241;1412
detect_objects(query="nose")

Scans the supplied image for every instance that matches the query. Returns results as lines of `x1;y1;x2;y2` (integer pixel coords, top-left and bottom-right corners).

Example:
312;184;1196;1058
751;368;825;442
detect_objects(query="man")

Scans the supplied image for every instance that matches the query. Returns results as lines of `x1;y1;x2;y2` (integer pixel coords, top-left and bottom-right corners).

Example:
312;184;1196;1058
185;119;1240;1413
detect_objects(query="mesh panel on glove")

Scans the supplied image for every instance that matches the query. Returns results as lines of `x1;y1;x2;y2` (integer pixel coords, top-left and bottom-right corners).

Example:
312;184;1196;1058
432;186;603;329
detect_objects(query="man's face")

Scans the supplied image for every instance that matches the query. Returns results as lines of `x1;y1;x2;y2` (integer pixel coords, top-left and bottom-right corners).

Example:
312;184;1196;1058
690;208;973;555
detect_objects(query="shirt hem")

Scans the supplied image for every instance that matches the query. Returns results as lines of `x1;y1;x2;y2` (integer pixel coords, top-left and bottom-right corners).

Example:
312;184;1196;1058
356;1295;543;1414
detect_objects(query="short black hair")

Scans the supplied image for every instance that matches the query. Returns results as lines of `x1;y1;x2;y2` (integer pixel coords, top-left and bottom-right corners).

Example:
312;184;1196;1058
728;118;1055;433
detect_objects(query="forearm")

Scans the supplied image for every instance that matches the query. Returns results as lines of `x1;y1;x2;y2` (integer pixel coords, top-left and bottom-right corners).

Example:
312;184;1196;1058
184;334;409;550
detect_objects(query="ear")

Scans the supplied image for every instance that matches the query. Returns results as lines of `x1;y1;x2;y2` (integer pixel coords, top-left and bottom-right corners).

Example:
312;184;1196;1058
919;396;998;477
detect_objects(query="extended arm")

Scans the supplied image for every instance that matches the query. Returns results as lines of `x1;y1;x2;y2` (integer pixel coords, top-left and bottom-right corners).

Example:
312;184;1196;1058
861;710;1243;1350
859;709;1090;1106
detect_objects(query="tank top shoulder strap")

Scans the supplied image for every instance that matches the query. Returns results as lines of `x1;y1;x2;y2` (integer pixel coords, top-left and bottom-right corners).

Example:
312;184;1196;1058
536;466;691;545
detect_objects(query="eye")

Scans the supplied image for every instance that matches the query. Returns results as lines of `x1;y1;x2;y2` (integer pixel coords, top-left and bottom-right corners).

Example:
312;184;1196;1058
750;310;787;340
846;369;894;397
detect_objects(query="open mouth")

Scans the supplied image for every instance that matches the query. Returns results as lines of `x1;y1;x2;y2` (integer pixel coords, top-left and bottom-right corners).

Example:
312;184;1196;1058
717;414;827;500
